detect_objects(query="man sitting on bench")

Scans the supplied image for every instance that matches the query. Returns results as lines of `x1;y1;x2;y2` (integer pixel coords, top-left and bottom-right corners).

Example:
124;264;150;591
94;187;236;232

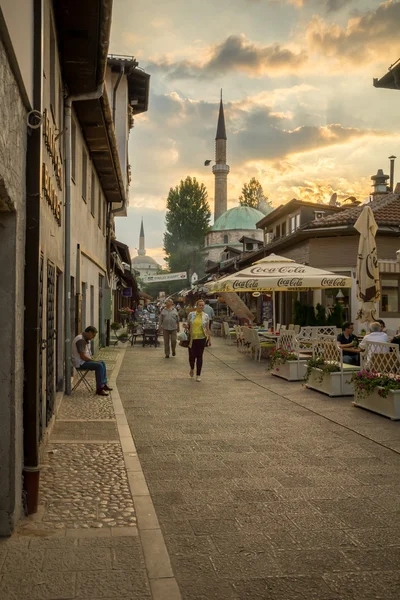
72;326;112;396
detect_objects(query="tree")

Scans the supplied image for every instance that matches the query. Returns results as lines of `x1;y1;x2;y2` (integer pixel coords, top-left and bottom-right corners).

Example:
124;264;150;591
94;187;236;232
239;178;271;213
164;176;211;276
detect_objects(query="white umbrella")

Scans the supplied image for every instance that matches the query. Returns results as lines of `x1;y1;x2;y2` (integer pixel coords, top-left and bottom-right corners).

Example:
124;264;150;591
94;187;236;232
205;254;352;329
354;206;380;323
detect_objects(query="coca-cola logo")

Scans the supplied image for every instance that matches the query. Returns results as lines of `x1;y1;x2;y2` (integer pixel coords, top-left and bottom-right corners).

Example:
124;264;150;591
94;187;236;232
321;278;347;287
250;266;306;275
277;278;303;287
233;279;259;289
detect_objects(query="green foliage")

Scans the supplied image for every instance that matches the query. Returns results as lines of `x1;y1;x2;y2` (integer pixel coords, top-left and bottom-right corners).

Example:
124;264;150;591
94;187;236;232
269;348;298;369
304;356;340;383
327;303;345;328
164;176;211;275
111;322;121;331
239;177;271;210
350;370;400;399
315;303;327;325
293;301;317;326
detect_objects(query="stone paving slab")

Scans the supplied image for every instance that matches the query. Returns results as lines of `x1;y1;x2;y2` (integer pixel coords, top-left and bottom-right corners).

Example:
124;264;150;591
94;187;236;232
0;346;162;600
118;339;400;600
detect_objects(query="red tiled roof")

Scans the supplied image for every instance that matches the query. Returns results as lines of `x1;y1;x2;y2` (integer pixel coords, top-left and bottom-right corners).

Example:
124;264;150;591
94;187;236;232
305;193;400;229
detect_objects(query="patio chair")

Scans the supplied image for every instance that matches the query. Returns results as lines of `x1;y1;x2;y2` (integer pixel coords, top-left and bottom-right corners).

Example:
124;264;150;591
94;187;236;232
251;329;276;361
275;323;281;333
223;321;237;345
235;325;244;351
281;325;287;331
241;327;253;355
72;365;94;393
294;325;300;334
288;324;294;330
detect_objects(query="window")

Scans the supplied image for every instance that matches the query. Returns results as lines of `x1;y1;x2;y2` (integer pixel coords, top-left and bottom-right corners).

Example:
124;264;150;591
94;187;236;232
246;242;253;251
103;201;107;236
81;282;87;331
82;149;87;201
275;225;281;238
71;120;76;181
91;171;95;217
381;278;400;315
290;214;300;233
98;190;102;228
50;21;56;122
281;222;286;236
58;82;63;151
223;234;229;244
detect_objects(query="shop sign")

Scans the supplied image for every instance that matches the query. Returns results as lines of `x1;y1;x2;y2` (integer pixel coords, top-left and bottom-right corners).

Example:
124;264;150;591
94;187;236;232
43;109;63;191
42;163;61;226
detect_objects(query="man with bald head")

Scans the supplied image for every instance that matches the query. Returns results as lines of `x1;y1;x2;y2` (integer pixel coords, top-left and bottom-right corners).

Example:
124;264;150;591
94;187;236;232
159;299;179;358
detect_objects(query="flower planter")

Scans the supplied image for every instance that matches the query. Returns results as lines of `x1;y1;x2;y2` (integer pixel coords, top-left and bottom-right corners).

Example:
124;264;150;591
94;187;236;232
271;360;307;382
306;368;355;397
353;388;400;420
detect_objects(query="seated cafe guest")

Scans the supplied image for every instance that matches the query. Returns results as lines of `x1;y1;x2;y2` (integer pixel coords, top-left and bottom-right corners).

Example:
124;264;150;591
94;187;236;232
359;322;389;348
337;321;360;365
376;319;387;332
72;326;113;396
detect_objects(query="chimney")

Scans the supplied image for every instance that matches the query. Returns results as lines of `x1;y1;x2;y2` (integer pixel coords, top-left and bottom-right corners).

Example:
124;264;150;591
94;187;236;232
371;169;389;196
389;155;396;192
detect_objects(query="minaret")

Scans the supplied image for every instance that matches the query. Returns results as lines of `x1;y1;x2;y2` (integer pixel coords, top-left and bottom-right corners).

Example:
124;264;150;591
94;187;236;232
212;91;230;221
138;218;145;256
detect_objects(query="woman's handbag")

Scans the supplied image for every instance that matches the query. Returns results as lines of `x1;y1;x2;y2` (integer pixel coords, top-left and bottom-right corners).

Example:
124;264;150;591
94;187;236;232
179;339;190;348
178;330;190;347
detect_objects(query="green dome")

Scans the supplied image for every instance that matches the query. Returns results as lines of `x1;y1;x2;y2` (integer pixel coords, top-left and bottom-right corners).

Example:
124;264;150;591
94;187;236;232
211;206;265;231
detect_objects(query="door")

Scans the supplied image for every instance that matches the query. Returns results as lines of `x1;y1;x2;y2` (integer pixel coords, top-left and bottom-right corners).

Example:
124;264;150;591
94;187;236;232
46;261;56;426
82;282;87;331
38;254;44;441
98;275;104;347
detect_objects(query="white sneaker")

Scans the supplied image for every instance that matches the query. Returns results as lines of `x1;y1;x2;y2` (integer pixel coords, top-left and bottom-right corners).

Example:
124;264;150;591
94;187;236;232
190;369;194;378
196;376;201;382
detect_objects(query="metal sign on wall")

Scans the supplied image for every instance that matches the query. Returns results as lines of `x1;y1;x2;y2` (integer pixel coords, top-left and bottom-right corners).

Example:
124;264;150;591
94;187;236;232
143;272;187;283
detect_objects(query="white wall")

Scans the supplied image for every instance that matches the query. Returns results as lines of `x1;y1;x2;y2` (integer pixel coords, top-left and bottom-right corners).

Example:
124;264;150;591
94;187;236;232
1;0;34;105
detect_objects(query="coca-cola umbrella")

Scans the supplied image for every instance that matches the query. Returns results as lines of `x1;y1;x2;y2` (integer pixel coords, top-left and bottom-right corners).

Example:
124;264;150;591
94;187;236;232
354;205;380;323
205;254;352;329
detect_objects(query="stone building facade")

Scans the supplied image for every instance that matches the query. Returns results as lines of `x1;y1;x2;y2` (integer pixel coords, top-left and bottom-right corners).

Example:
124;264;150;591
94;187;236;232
0;3;32;535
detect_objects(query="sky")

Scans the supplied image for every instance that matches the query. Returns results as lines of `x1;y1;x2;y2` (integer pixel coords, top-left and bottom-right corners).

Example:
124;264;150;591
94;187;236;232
110;0;400;266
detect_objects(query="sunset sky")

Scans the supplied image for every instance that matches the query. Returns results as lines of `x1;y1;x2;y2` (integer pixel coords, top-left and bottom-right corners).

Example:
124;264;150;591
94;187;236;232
110;0;400;265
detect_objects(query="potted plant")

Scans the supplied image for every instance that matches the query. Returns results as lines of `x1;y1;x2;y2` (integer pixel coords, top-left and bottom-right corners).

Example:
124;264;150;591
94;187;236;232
111;322;128;345
351;370;400;420
269;348;307;381
304;356;353;397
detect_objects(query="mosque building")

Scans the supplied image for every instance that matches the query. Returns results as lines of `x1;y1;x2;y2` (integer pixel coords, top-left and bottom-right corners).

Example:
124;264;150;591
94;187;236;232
203;95;270;265
131;219;161;278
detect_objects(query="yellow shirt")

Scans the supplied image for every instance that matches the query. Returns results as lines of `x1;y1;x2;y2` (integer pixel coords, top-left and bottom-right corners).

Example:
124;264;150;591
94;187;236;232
191;313;205;340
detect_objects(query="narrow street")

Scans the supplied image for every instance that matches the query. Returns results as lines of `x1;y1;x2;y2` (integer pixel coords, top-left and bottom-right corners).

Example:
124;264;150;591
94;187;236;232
118;337;400;600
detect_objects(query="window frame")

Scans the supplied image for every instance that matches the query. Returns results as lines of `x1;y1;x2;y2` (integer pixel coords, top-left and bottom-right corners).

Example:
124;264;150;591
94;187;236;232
71;120;76;182
380;275;400;317
91;170;95;217
82;148;87;202
49;19;56;124
98;189;102;229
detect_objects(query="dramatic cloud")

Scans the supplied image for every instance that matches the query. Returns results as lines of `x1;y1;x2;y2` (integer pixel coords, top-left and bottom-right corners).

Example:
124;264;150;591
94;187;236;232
286;0;355;12
146;34;307;79
307;0;400;64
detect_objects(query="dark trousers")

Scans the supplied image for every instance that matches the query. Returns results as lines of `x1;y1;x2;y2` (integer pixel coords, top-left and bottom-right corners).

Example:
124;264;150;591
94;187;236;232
79;361;107;390
189;338;207;376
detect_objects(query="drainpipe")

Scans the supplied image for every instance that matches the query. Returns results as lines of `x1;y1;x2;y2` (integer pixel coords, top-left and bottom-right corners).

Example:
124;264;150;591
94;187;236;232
64;83;104;395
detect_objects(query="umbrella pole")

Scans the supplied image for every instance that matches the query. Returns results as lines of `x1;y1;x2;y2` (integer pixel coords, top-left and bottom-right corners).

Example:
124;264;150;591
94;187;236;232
273;290;276;331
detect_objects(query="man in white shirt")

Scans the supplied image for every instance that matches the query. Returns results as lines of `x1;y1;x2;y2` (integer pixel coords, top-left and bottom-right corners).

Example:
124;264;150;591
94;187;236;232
359;322;389;365
72;326;112;396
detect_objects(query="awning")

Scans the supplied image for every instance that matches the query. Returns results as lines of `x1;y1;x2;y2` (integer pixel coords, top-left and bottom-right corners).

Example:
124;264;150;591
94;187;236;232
205;254;352;293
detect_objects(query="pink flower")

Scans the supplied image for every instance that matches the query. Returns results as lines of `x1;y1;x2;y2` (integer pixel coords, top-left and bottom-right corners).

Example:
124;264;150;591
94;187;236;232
276;368;280;372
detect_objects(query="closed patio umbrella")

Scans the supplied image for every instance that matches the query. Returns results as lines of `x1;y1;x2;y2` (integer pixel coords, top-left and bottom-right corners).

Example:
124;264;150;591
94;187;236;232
354;205;380;323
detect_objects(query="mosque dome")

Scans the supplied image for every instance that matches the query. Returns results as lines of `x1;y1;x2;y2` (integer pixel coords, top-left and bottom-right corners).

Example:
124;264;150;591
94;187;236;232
131;254;159;267
211;206;265;231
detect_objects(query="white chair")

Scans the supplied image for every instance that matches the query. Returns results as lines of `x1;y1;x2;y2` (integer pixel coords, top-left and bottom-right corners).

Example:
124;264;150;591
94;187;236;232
294;325;300;334
223;321;237;345
288;324;294;330
281;325;287;332
251;329;276;361
242;327;253;356
275;323;281;333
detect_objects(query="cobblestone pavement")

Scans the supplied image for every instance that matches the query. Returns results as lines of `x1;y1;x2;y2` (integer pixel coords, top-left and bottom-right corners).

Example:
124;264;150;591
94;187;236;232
0;345;154;600
118;337;400;600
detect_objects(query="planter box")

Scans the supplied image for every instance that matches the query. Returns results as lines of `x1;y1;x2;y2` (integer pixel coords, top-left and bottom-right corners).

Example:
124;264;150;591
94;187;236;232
306;367;355;397
271;360;307;382
353;388;400;420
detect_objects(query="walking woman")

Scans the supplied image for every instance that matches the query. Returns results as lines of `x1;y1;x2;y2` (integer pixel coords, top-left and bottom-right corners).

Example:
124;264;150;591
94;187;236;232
187;299;211;382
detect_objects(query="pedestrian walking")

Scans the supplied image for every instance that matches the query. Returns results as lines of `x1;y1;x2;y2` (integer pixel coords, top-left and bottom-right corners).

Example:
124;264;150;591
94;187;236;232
158;299;179;358
72;326;113;396
187;299;211;382
203;300;215;330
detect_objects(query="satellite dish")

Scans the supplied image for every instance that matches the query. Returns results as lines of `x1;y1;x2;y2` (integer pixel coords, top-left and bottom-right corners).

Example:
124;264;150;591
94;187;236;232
329;193;338;206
